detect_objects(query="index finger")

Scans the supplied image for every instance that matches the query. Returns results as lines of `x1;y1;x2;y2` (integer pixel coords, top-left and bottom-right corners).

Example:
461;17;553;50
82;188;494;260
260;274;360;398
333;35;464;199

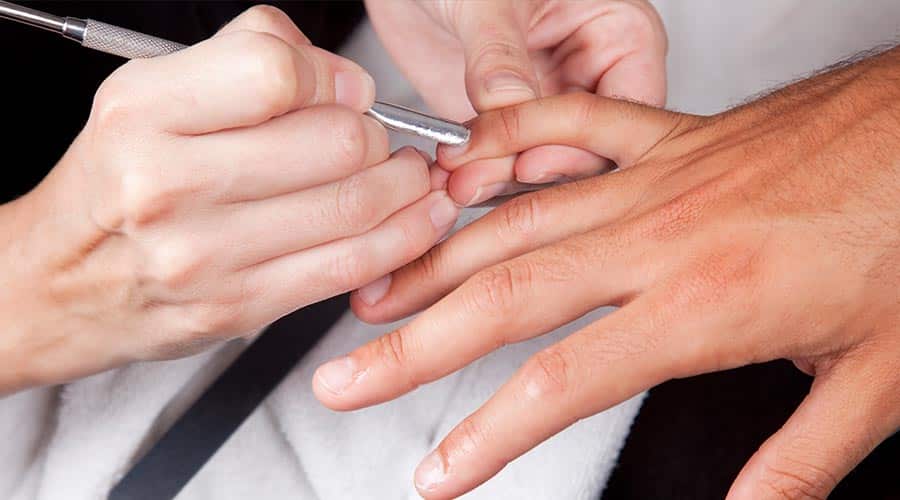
437;93;688;170
94;16;374;135
408;291;728;499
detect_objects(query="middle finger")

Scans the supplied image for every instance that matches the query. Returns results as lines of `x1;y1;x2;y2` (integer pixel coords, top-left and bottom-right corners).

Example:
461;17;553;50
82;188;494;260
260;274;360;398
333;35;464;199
185;104;390;203
316;215;671;411
352;163;661;323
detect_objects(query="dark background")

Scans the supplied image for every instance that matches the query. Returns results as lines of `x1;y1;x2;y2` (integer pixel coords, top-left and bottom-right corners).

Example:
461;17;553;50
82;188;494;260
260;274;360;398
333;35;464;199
1;2;896;499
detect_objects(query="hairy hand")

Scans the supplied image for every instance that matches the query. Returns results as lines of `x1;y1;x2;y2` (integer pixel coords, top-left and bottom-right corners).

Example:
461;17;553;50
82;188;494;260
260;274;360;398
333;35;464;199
317;48;900;498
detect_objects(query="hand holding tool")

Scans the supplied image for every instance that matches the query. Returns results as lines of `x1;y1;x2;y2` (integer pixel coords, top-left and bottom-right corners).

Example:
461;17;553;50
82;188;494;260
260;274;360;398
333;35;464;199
0;0;470;146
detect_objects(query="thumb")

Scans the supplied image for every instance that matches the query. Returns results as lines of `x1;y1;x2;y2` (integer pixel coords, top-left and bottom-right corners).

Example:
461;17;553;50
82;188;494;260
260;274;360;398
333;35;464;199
451;1;540;111
727;351;900;500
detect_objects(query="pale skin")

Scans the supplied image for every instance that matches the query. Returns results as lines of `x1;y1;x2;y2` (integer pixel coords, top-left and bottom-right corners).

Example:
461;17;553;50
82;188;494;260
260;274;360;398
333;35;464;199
365;0;667;206
315;47;900;499
0;6;461;393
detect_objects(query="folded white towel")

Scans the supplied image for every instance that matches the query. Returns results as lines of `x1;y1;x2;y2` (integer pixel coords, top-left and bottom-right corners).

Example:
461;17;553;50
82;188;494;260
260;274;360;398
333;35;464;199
5;305;638;500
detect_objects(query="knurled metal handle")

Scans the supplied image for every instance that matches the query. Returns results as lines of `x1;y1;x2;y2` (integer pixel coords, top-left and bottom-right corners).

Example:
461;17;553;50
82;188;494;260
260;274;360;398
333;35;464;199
82;19;185;59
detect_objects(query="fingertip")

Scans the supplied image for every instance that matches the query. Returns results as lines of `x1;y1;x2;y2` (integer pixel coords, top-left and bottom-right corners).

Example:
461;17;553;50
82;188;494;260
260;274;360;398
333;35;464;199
414;451;448;498
429;164;451;191
312;357;359;411
447;173;477;206
354;274;392;309
335;70;376;111
349;282;414;326
514;145;610;183
474;70;539;110
216;4;310;47
436;146;463;169
349;291;388;324
446;156;517;206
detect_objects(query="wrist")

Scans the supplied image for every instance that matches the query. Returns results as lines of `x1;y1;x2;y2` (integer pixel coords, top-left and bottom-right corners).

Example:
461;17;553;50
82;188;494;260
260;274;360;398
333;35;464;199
0;139;118;393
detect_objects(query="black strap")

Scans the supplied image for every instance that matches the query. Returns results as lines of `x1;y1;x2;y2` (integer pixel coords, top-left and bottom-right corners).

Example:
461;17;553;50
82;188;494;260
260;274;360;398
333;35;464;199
109;295;349;500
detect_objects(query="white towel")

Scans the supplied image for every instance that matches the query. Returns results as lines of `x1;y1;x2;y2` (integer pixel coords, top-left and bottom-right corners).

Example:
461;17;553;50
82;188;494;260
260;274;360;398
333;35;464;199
5;306;638;500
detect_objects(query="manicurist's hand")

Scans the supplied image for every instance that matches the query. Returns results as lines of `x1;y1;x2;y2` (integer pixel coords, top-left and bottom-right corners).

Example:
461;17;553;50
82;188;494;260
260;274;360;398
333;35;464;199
0;6;459;394
316;47;900;498
365;0;667;205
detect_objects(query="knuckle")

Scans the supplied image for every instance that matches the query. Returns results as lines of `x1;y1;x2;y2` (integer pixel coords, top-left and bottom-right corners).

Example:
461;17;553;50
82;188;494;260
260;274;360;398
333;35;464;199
519;346;575;400
374;329;412;370
91;69;142;131
325;244;370;291
464;263;531;314
334;172;377;233
618;2;665;49
414;244;446;283
759;457;837;500
496;106;521;144
643;187;708;241
237;4;290;32
328;107;367;168
180;302;242;340
147;238;203;289
395;215;424;261
363;117;391;163
571;93;602;138
237;32;298;115
392;148;431;199
472;37;524;68
496;193;542;243
119;169;176;225
441;417;491;461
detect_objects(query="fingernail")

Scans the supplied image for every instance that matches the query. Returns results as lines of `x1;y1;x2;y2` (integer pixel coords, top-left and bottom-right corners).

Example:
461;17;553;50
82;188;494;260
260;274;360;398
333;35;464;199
414;147;434;164
429;193;459;232
484;71;537;98
439;141;469;161
429;165;451;191
358;274;391;306
517;171;563;184
465;182;510;206
335;71;375;109
316;356;357;395
414;451;446;492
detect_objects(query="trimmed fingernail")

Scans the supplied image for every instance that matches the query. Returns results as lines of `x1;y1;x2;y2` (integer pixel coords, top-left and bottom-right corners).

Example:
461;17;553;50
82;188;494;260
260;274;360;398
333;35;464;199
316;356;357;395
430;193;459;232
485;71;537;98
358;274;391;306
439;141;469;161
414;147;434;164
517;171;563;184
335;71;375;109
465;182;510;206
414;451;446;492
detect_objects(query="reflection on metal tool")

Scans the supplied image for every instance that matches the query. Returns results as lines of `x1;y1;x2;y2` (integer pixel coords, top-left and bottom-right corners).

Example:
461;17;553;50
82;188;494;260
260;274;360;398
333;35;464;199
368;102;470;146
0;0;471;146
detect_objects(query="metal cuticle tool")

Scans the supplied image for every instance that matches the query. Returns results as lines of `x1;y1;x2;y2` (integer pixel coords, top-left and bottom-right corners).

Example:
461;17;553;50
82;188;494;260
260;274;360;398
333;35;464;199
0;0;471;146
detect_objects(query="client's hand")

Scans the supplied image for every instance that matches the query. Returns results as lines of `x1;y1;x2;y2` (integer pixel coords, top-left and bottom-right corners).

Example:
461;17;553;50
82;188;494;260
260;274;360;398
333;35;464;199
0;6;458;394
365;0;667;205
316;47;900;499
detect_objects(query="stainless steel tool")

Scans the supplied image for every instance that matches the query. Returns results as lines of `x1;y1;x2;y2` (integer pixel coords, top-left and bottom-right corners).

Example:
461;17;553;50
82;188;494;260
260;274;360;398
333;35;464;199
0;0;470;146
